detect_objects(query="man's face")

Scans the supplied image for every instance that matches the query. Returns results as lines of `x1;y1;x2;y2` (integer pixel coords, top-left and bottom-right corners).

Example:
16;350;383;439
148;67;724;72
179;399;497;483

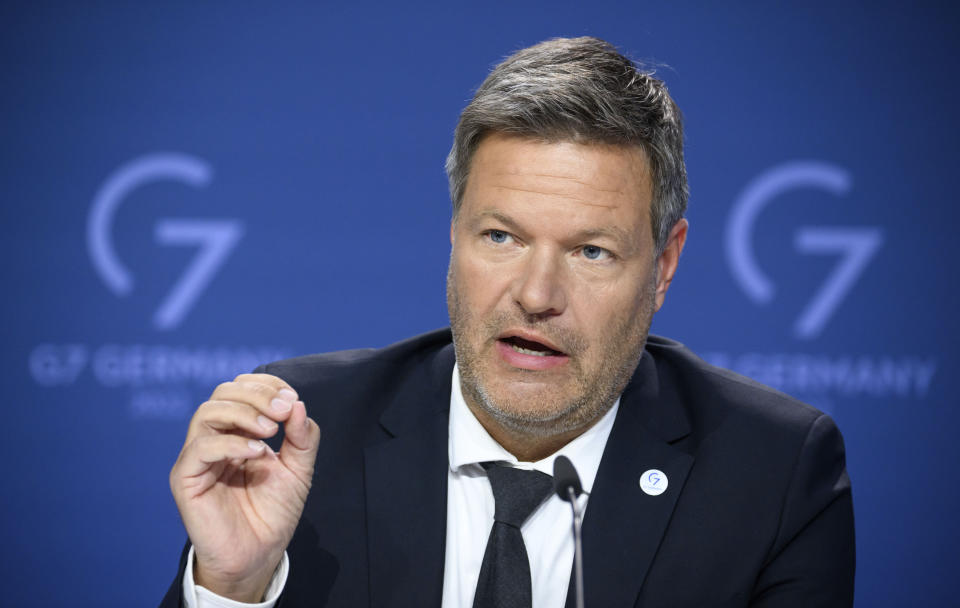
447;133;683;440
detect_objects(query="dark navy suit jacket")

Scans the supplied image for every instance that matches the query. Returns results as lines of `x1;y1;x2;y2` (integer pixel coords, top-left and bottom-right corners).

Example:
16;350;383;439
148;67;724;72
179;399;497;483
161;328;855;607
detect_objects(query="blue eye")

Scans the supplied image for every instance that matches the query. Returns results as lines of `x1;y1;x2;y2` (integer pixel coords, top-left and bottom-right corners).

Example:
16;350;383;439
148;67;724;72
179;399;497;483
582;245;608;260
488;230;509;243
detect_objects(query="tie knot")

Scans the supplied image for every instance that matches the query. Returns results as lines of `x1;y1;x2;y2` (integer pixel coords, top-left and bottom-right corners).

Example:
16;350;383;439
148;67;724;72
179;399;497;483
483;463;554;528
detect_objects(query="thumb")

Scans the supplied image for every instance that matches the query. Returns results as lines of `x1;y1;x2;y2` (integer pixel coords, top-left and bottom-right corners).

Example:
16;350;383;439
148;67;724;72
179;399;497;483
279;400;320;478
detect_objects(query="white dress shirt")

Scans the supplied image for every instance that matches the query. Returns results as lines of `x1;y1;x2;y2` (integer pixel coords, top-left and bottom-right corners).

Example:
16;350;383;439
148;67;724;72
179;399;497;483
185;364;619;608
442;365;618;608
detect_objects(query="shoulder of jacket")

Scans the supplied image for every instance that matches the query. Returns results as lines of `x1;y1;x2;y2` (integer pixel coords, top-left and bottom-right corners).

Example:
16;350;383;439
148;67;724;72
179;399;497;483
256;327;453;389
645;334;827;436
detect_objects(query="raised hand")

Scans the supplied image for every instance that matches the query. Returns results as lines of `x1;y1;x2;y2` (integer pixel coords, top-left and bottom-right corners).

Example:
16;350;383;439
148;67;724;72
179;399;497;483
169;373;321;602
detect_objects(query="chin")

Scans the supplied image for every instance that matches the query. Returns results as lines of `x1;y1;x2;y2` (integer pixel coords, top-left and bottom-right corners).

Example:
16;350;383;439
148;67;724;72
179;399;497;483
478;381;584;430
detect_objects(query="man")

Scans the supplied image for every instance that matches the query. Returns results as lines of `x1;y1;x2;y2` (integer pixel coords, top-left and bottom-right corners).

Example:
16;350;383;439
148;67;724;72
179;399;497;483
163;37;855;608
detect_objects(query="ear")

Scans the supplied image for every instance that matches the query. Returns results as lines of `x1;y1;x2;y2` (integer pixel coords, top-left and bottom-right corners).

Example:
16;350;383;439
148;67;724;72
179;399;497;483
450;218;456;245
654;218;688;312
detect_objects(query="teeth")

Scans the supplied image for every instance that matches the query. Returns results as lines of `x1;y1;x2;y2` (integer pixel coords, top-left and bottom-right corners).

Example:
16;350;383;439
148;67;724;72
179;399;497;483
511;343;550;356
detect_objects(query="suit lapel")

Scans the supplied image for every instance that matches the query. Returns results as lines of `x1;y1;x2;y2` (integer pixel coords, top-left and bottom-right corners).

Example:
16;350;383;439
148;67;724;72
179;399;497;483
575;351;695;608
364;343;454;608
361;336;692;608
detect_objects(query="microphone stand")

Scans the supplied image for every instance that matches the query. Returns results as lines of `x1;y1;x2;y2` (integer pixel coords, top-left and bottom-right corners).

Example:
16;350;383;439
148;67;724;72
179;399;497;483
554;455;585;608
566;486;585;608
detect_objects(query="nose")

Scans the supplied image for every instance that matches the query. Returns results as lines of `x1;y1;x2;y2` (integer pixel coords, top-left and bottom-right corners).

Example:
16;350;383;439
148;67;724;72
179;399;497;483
512;248;568;318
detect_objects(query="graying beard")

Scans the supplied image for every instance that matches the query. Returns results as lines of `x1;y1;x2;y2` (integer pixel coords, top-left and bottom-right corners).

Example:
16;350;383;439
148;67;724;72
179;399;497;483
456;348;629;440
462;368;595;438
447;257;655;443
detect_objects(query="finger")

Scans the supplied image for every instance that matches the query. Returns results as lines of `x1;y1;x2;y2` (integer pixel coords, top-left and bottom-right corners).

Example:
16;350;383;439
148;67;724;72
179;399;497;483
187;400;280;441
177;434;269;478
279;401;320;475
209;380;299;422
232;373;296;394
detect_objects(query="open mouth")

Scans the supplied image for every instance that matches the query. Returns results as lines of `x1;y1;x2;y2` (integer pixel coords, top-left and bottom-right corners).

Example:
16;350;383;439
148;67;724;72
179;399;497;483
500;336;565;357
496;333;570;371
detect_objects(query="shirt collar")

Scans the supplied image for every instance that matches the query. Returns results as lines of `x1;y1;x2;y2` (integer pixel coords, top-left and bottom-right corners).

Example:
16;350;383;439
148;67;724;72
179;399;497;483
448;363;619;494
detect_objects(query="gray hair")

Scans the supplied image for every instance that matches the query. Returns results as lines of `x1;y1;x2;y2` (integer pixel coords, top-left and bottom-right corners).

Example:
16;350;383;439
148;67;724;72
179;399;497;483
445;36;688;255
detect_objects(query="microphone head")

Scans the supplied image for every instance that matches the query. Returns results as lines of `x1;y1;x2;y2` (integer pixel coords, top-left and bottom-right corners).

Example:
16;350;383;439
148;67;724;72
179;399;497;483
553;455;583;502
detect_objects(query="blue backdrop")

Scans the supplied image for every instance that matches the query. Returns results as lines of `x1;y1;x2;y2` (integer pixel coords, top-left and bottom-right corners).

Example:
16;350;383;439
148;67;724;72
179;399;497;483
2;2;957;606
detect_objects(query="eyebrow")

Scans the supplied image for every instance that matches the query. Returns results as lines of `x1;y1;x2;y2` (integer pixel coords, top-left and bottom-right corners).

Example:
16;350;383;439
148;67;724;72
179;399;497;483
472;208;636;246
470;209;523;233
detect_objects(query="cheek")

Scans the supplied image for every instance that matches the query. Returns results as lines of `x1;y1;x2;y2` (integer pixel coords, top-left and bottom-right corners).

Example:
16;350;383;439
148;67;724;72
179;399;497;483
571;278;654;332
452;249;514;307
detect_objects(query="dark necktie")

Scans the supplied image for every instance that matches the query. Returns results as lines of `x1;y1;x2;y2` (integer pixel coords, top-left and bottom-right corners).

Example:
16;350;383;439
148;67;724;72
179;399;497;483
473;463;555;608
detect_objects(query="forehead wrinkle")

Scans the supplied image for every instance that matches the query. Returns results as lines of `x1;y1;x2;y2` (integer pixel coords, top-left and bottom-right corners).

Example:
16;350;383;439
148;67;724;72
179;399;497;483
492;169;629;196
489;184;620;209
513;172;628;195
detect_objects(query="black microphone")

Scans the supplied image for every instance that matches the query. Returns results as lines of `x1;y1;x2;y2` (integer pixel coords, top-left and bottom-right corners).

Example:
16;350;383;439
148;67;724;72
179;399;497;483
553;455;585;608
554;454;583;501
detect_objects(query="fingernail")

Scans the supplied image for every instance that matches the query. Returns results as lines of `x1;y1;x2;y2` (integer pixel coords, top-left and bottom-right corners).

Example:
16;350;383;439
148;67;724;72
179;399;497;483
271;398;292;413
277;388;298;403
257;415;277;430
297;402;309;428
248;440;264;451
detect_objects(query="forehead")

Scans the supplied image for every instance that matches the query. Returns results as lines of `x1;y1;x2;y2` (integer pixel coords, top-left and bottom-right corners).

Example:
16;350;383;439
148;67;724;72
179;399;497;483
463;134;653;219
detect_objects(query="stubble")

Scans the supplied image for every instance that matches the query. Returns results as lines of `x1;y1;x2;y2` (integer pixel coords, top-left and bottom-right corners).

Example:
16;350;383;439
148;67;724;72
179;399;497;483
447;262;656;440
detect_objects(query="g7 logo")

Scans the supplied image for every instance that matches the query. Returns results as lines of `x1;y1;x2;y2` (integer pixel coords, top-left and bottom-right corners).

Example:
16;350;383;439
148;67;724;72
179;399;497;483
87;153;244;330
725;161;883;340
